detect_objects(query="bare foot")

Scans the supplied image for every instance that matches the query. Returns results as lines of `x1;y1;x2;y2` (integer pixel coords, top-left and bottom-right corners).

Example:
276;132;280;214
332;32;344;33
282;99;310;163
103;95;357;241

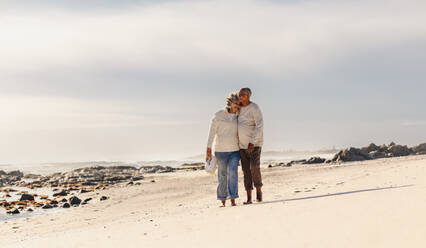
220;200;226;207
243;200;252;205
230;199;236;206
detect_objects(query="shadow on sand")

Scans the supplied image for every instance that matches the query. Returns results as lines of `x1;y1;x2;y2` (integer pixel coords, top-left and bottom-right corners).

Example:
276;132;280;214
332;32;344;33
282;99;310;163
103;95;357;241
259;184;414;205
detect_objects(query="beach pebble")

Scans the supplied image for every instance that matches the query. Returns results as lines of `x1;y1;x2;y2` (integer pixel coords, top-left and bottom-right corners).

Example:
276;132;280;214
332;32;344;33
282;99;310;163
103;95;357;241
100;196;109;201
7;209;20;215
42;204;54;209
53;190;68;197
69;196;82;206
20;194;34;201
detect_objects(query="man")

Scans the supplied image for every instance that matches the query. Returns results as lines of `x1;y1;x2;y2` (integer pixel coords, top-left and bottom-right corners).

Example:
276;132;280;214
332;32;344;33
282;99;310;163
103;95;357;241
238;87;264;204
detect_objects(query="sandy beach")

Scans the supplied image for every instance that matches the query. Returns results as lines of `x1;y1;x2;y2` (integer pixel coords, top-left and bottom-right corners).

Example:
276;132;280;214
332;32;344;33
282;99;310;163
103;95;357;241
1;155;425;248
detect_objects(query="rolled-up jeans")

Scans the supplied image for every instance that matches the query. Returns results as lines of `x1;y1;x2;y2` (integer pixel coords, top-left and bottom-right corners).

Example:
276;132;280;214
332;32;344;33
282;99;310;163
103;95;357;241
215;151;240;200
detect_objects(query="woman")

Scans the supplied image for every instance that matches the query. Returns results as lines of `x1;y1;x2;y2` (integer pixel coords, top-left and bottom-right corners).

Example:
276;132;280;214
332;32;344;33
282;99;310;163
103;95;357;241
206;92;241;207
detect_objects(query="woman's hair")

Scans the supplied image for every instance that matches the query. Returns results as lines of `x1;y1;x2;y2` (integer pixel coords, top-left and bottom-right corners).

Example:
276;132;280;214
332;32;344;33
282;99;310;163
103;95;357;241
225;92;240;111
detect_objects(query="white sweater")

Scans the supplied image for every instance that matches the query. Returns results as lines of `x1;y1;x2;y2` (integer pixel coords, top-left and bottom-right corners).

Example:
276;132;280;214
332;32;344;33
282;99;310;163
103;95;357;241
238;102;264;149
206;109;240;152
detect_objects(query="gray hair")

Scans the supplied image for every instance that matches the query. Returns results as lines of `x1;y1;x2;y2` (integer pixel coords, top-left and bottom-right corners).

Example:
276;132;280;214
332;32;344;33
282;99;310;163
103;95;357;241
225;92;239;111
240;87;252;96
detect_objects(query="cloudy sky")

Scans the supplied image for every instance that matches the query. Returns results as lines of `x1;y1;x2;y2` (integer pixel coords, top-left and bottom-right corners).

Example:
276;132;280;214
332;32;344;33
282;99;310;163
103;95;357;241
1;0;426;163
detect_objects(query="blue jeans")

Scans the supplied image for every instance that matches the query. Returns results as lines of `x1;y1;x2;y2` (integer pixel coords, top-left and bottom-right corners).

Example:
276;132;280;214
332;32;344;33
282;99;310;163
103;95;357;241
215;151;240;200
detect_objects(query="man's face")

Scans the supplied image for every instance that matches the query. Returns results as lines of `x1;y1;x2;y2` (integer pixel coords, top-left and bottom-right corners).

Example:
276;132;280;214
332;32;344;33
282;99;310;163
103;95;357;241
239;90;250;104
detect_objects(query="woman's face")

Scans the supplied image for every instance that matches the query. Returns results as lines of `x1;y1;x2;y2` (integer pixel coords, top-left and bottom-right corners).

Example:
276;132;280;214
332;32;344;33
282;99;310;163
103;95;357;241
230;100;241;113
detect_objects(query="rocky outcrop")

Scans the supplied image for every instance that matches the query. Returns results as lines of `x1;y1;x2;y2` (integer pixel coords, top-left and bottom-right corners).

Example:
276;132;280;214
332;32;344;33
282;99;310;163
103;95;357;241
412;143;426;155
330;147;372;162
387;144;412;157
0;170;24;187
329;142;425;163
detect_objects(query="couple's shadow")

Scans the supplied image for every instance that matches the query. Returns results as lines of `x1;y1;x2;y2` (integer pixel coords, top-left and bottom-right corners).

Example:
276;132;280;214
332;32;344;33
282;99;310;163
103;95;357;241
254;184;413;205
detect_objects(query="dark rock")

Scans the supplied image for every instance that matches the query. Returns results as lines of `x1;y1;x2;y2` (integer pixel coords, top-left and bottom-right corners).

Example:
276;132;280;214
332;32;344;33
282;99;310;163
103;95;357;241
62;203;70;208
100;196;109;201
331;147;371;162
20;194;35;201
362;143;380;153
132;176;144;181
7;209;20;215
412;143;426;155
180;162;204;167
7;170;24;177
80;189;90;194
69;196;82;206
378;144;388;152
42;204;54;209
27;208;34;212
140;165;175;174
387;145;412;157
83;198;92;203
50;200;59;205
61;198;68;203
369;151;386;159
82;182;97;186
105;176;123;182
286;159;307;167
303;157;326;164
53;190;68;197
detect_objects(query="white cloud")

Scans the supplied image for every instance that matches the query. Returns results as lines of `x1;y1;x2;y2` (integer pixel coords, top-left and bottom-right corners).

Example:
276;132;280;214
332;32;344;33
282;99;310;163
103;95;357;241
1;0;425;82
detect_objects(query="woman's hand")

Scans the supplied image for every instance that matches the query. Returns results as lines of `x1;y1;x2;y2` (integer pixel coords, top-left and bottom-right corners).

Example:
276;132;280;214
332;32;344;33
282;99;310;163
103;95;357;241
206;148;212;161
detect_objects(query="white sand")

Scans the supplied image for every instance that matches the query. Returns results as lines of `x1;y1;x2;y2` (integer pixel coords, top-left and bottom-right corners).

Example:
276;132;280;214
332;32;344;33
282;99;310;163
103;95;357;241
1;155;425;248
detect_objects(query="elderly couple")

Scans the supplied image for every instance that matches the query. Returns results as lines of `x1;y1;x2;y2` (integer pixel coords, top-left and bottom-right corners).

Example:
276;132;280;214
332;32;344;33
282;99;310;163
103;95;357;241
206;87;264;207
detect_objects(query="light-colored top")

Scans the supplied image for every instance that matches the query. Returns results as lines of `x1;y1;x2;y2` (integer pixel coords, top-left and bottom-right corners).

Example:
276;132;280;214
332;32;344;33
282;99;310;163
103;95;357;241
207;109;240;152
238;102;264;149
